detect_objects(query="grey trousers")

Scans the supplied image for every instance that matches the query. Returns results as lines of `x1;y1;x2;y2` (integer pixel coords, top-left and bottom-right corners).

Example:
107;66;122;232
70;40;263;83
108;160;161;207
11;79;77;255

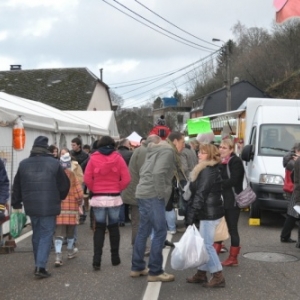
131;205;140;246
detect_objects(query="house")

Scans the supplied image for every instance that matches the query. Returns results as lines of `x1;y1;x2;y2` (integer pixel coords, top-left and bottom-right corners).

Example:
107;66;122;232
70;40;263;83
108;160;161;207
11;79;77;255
153;97;191;132
190;80;270;118
0;66;117;111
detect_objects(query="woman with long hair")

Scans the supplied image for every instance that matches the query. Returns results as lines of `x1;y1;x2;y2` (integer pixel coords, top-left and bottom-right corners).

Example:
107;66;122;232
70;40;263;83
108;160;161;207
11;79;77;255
218;139;244;266
84;136;131;271
186;143;225;288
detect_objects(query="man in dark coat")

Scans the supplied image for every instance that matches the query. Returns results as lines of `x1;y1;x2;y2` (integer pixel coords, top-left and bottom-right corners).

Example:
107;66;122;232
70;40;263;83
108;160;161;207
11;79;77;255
118;138;133;225
11;136;70;278
0;158;9;224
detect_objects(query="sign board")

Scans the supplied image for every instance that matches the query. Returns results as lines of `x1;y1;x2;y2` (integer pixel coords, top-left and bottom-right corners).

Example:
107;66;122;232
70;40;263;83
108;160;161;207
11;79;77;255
187;117;211;135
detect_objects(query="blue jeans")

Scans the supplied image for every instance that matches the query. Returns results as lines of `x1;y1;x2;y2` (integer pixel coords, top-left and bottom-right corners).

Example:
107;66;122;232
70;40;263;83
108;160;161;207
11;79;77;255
165;209;176;231
198;218;223;274
132;198;167;276
93;206;120;225
31;215;56;269
118;204;125;223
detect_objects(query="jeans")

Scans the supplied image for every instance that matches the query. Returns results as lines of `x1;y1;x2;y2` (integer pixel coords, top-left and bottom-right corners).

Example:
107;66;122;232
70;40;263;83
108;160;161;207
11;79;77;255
119;204;125;223
165;209;176;231
197;218;223;274
93;206;120;225
131;205;140;245
31;215;56;269
132;198;167;276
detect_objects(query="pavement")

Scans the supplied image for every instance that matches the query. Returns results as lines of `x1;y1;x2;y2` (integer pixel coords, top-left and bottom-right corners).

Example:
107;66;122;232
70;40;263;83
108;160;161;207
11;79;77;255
1;210;300;300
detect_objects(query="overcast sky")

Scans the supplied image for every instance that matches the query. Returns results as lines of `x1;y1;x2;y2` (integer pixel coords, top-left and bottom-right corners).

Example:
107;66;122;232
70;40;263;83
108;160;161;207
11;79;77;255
0;0;276;107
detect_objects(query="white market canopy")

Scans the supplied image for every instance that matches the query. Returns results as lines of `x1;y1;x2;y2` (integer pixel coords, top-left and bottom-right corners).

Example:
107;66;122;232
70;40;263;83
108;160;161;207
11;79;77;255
0;92;110;135
126;131;142;146
65;111;119;139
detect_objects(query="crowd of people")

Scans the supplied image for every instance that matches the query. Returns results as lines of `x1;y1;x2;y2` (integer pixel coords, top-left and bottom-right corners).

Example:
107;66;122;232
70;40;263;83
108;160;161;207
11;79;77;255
5;122;300;288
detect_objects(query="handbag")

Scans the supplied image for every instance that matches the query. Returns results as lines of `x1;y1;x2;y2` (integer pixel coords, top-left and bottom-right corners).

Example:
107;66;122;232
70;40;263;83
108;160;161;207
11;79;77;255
214;217;229;242
10;211;27;238
171;224;209;270
182;181;191;201
226;158;256;208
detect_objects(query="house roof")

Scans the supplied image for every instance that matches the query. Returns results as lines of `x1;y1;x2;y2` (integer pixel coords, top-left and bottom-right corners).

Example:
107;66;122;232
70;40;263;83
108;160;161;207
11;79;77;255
0;67;108;110
191;80;270;115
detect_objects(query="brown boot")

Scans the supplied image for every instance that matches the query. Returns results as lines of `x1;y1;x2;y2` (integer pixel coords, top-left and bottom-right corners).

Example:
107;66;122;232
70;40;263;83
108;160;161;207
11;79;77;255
203;271;225;288
213;243;222;255
186;270;207;283
221;246;241;267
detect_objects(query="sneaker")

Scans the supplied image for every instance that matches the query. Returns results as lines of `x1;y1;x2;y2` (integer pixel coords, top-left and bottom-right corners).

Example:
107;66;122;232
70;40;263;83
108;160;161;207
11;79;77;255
148;272;175;282
130;268;149;277
67;248;78;259
168;230;176;235
55;253;63;267
294;205;300;214
35;268;51;279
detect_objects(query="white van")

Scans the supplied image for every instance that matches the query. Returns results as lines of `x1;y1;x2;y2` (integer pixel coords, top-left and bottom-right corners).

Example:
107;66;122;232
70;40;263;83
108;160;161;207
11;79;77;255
241;98;300;219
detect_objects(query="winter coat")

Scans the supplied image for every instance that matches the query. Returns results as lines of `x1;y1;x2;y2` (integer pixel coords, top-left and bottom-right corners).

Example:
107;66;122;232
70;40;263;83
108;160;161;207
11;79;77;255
84;151;131;194
118;146;133;166
180;145;198;178
56;169;83;225
122;144;147;206
219;153;244;209
149;125;171;140
135;141;176;204
11;154;70;216
293;157;300;206
0;159;9;206
71;149;89;172
187;160;224;222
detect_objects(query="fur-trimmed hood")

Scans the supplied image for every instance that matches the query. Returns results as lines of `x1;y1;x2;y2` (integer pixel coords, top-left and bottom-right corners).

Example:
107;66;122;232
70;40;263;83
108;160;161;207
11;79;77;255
189;160;219;182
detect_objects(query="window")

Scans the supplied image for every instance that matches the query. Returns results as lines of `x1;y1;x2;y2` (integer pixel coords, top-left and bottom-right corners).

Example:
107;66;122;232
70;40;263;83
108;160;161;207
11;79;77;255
258;124;299;156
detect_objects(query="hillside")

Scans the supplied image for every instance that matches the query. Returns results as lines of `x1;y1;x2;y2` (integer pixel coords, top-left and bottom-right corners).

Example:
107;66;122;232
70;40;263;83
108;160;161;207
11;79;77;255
266;70;300;99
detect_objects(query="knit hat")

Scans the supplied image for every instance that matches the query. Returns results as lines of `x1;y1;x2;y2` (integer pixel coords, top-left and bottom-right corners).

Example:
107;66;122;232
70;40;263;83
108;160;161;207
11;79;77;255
60;153;72;169
33;136;49;149
156;115;166;126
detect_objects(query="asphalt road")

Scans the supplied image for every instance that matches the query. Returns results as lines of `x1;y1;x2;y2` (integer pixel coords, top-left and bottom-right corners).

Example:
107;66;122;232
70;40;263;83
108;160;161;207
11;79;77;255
1;210;300;300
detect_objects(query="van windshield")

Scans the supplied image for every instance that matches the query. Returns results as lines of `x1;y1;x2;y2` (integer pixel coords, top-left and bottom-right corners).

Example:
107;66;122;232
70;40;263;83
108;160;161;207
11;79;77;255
258;124;300;156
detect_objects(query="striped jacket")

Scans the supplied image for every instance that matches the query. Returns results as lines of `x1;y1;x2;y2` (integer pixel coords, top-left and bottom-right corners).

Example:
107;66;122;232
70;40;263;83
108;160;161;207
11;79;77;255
56;169;83;225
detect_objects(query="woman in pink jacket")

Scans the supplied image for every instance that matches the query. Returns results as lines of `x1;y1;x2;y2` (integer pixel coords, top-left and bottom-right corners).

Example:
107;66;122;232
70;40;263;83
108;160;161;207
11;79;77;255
84;136;131;271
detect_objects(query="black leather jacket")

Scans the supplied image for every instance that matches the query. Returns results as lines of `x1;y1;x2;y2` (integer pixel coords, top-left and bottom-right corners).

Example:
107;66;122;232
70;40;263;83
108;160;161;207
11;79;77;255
187;161;224;222
12;154;70;216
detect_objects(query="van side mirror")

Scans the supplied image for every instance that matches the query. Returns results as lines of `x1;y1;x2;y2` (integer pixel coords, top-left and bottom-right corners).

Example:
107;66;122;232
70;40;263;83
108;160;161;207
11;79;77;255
241;144;253;162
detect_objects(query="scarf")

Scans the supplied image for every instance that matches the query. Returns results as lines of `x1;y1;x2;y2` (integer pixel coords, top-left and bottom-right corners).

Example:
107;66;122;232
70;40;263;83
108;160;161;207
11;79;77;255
221;155;232;164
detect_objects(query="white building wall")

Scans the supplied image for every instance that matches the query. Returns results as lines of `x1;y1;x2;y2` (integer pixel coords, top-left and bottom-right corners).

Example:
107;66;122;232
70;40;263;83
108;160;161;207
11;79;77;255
87;83;111;111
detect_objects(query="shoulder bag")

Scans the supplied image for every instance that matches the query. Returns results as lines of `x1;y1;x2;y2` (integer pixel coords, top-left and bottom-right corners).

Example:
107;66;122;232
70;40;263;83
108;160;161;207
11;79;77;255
226;158;256;208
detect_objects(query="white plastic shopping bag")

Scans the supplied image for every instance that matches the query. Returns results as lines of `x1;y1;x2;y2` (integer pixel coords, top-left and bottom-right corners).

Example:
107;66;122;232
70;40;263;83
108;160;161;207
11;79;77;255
171;224;209;270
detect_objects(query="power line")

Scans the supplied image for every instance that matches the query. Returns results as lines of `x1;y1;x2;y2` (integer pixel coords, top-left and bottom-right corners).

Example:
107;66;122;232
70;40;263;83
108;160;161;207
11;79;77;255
121;52;218;107
102;0;215;52
134;0;219;48
112;50;219;90
111;0;216;51
120;52;219;97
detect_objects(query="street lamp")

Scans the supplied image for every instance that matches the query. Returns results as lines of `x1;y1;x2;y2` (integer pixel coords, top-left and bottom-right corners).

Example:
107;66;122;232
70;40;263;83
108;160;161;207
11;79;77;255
212;38;231;112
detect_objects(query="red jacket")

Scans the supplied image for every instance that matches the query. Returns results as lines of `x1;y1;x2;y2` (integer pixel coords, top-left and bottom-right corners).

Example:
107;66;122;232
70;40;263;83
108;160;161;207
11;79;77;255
283;169;294;193
84;151;131;194
149;125;171;140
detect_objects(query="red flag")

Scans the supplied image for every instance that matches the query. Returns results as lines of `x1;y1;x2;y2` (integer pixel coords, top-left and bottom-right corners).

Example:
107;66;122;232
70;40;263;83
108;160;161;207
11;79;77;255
274;0;300;23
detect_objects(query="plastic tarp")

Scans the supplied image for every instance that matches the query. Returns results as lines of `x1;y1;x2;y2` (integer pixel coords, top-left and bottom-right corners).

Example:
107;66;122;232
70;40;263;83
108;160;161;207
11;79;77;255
0;92;109;135
65;111;120;139
126;131;142;146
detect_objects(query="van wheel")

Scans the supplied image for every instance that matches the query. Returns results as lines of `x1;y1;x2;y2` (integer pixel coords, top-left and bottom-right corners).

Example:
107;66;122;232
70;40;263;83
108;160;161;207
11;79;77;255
249;200;261;219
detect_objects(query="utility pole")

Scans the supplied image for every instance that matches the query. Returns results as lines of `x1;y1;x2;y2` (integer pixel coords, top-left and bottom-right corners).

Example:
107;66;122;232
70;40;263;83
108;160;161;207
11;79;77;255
212;38;231;112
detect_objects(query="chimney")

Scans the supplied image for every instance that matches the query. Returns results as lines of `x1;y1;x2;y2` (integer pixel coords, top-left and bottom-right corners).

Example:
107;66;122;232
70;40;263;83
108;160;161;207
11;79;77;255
10;65;22;71
100;68;103;81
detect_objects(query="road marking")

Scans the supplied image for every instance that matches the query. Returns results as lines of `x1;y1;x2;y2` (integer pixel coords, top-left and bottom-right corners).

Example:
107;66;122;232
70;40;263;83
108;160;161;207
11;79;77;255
14;230;32;244
142;233;173;300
